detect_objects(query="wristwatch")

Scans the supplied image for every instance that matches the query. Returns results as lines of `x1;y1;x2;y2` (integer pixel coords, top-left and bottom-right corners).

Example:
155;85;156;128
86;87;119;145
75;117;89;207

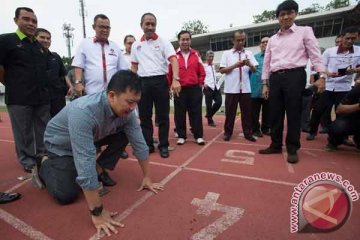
173;77;180;81
74;80;83;85
90;204;103;216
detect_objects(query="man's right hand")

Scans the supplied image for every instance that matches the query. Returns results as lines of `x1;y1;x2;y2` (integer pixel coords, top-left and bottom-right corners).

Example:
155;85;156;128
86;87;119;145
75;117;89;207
74;83;84;96
92;209;124;237
262;85;269;100
171;80;181;97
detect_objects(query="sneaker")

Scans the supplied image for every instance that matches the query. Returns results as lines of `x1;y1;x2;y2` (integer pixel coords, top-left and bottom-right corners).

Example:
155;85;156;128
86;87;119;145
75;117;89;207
168;146;175;151
324;143;337;152
159;147;169;158
306;133;316;141
196;138;205;145
223;135;231;141
343;139;355;147
245;136;257;142
177;138;186;145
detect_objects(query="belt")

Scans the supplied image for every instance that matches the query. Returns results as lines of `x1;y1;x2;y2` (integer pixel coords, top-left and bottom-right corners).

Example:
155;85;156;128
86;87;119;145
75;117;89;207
272;66;305;75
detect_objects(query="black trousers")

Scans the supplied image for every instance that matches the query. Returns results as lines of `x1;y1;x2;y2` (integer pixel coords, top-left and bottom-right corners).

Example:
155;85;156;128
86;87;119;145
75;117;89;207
251;98;270;133
40;131;128;205
203;87;222;120
50;95;66;117
224;93;253;137
138;75;170;149
328;115;360;147
309;91;348;134
174;86;203;139
268;69;306;153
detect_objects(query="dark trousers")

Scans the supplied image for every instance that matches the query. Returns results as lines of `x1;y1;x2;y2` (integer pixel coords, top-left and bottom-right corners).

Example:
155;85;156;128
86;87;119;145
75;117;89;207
50;95;66;117
301;94;312;131
268;69;306;153
309;91;348;134
328;115;360;147
203;87;222;120
174;86;203;139
224;93;252;137
7;104;50;169
40;131;128;205
251;98;270;133
138;75;169;149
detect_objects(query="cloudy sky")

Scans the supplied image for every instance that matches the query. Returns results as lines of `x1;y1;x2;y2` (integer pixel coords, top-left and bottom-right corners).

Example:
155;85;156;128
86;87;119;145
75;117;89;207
1;0;357;57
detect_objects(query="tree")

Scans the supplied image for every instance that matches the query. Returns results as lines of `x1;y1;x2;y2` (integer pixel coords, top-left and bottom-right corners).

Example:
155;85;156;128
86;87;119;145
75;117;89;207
252;10;276;23
180;20;209;35
299;3;324;15
325;0;350;10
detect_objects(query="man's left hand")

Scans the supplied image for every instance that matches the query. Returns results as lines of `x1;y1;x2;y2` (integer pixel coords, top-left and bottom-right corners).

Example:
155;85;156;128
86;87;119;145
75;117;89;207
137;177;164;194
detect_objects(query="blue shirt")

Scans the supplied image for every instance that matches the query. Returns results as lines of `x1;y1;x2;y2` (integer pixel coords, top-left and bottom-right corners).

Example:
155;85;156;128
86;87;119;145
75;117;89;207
250;52;265;98
44;91;148;190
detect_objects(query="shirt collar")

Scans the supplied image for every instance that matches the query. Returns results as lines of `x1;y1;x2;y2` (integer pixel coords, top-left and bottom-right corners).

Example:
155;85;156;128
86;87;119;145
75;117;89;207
140;33;159;42
93;37;109;45
16;29;35;41
277;23;297;35
102;92;116;119
176;48;193;54
233;48;245;53
337;45;354;54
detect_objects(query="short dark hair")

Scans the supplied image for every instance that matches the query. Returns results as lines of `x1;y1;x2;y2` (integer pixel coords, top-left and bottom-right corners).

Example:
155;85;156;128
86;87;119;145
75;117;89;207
35;28;51;37
336;34;343;39
276;0;299;18
232;31;246;39
93;14;109;24
341;26;360;36
124;35;135;44
177;30;191;40
15;7;34;19
140;12;157;25
107;70;141;95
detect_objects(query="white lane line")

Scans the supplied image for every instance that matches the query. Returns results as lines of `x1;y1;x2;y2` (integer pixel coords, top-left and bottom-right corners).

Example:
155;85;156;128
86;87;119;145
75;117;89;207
89;126;225;239
0;208;54;240
5;178;31;193
184;167;297;187
0;139;15;143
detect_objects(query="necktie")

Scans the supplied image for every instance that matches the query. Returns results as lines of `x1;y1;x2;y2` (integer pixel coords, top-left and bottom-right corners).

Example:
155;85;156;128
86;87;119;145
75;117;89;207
238;52;243;93
210;64;216;90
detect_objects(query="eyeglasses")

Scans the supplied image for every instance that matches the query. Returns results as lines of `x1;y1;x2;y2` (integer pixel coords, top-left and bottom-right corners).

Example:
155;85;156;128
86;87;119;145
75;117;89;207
96;25;111;30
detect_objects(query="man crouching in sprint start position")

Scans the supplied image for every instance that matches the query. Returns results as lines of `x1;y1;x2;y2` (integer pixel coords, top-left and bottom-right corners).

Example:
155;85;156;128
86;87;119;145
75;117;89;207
32;70;163;236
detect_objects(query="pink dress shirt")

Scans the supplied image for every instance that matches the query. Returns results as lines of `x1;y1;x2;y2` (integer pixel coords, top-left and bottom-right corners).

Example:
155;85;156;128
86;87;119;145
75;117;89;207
262;24;325;80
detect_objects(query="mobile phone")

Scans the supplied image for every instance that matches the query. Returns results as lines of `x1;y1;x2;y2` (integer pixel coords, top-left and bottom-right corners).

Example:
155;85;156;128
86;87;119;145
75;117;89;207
338;66;349;76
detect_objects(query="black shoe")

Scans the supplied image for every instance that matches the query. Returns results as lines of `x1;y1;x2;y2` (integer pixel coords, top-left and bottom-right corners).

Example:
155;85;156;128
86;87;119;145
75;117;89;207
0;192;21;204
245;136;257;142
287;152;299;164
259;147;282;154
343;139;355;147
253;131;263;137
301;128;310;133
207;118;216;127
262;129;271;136
148;145;155;154
120;150;129;159
98;170;117;187
159;147;169;158
319;128;329;134
325;143;337;152
223;135;231;141
23;165;34;173
306;133;316;141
